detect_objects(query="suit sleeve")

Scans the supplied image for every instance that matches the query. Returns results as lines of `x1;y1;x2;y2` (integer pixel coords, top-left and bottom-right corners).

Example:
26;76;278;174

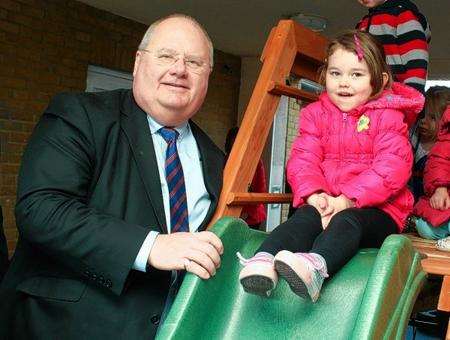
15;93;149;296
287;106;330;207
341;109;413;207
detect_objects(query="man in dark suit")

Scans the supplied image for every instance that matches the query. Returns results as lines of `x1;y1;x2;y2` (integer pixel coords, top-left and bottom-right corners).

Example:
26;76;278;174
0;14;225;339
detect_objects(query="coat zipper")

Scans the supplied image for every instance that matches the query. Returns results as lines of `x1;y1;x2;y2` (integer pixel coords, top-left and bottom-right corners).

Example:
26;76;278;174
336;112;348;188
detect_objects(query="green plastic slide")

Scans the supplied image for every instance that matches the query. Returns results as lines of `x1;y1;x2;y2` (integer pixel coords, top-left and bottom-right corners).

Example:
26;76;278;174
156;217;426;340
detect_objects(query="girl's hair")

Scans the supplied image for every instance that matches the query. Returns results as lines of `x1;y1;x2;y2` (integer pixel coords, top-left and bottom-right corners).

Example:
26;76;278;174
318;29;393;99
423;86;450;141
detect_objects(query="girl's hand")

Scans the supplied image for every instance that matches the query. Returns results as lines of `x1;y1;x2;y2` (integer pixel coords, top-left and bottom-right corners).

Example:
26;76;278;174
307;193;335;229
321;195;355;229
307;193;335;216
307;193;330;215
430;187;450;210
332;195;355;213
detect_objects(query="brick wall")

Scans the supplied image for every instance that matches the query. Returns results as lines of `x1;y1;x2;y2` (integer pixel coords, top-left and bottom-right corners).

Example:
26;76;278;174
0;0;240;255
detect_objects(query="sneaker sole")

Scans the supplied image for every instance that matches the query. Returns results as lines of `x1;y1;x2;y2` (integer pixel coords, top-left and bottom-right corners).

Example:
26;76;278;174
239;262;277;297
274;259;309;299
240;275;275;297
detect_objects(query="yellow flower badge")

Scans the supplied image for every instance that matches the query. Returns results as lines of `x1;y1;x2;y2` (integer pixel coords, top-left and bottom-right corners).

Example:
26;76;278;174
357;114;370;132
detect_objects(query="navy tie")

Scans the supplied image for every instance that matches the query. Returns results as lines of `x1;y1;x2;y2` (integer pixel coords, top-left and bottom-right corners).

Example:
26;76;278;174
158;127;189;233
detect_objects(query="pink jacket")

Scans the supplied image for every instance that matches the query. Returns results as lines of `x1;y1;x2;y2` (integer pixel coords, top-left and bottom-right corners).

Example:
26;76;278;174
287;83;424;231
414;106;450;226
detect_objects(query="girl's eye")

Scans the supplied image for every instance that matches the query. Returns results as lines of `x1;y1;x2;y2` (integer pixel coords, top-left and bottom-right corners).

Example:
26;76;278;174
329;71;340;76
352;72;363;78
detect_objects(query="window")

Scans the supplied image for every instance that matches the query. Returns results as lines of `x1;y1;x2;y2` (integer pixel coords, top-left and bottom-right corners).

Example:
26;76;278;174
86;65;133;92
425;79;450;91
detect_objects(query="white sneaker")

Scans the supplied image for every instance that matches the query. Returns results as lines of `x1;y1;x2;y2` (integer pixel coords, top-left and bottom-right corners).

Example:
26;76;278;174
237;252;278;297
436;236;450;252
274;250;328;302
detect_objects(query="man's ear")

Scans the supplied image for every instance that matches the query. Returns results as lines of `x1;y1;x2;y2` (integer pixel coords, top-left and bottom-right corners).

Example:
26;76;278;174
382;72;389;88
133;51;142;77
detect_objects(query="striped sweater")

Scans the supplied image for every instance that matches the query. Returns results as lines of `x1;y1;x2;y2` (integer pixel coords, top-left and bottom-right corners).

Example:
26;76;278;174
357;0;431;94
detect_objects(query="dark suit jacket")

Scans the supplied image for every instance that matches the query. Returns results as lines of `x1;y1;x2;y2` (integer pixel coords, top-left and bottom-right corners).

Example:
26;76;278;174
0;90;224;339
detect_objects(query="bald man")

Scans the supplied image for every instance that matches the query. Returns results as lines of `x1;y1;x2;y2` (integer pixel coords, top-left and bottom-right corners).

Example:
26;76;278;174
0;14;224;339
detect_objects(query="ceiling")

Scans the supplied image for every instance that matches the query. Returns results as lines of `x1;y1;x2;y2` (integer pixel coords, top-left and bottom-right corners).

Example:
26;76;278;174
78;0;448;60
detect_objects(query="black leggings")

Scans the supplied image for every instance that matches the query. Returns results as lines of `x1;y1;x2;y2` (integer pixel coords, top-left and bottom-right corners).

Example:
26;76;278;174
258;205;398;275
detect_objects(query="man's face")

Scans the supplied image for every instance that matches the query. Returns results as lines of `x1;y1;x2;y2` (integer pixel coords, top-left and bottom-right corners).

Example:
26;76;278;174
133;18;211;127
357;0;386;8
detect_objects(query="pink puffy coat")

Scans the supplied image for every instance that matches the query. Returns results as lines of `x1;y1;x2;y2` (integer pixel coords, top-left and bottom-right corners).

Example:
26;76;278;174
413;106;450;226
287;82;424;231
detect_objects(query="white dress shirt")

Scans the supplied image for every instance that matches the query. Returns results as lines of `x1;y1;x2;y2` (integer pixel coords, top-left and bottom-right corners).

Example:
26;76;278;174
133;115;211;272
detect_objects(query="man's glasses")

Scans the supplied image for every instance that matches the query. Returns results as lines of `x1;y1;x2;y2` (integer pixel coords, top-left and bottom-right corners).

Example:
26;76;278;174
140;49;210;74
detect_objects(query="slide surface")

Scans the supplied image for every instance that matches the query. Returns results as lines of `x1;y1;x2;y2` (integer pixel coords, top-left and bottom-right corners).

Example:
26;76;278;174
156;217;426;340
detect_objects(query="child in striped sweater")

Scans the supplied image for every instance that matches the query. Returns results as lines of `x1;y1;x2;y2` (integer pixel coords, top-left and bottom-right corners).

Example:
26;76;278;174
356;0;431;95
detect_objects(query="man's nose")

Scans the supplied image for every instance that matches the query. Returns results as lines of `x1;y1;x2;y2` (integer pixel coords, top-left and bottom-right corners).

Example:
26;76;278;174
169;57;187;75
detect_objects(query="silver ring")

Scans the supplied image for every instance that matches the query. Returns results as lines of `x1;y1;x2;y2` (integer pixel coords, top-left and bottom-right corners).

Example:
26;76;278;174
183;259;190;271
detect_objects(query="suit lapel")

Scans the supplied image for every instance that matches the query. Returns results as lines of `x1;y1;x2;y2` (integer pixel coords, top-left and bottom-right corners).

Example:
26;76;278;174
120;91;167;233
190;121;224;231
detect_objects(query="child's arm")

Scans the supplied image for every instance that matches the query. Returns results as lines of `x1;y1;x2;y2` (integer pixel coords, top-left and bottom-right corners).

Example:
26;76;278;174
423;141;450;197
430;187;450;210
287;106;330;207
395;9;430;93
340;110;412;208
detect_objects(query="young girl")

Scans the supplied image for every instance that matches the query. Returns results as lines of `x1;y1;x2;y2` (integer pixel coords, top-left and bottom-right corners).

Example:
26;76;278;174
413;105;450;249
238;30;424;302
411;87;450;200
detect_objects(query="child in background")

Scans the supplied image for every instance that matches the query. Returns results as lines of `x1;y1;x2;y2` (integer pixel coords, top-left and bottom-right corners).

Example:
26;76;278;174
413;105;450;250
238;30;424;302
225;127;267;229
411;87;450;200
356;0;431;95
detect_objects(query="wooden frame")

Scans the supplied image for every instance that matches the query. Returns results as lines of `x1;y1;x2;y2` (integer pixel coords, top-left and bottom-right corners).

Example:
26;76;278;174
208;20;327;226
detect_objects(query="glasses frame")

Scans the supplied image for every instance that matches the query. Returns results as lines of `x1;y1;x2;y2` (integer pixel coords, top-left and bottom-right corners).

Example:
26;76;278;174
139;49;211;75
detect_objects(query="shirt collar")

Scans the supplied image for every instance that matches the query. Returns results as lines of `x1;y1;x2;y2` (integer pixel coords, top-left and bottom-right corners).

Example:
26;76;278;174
146;114;190;140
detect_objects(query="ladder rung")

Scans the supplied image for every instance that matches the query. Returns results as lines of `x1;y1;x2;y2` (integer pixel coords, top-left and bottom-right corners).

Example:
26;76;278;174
227;193;293;205
268;82;318;102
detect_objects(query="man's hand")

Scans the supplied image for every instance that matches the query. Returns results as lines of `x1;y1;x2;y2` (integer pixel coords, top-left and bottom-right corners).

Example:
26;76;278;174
430;187;450;210
148;231;223;280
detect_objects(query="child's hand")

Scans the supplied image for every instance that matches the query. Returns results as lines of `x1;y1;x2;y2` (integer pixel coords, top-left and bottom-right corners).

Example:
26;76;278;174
321;195;355;229
307;193;334;216
430;187;450;210
307;193;335;229
331;195;355;214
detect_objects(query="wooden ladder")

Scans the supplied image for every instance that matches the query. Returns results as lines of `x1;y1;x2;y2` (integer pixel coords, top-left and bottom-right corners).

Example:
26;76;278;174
208;19;328;226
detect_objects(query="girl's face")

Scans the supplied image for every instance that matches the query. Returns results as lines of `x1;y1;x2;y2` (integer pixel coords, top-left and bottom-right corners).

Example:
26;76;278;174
358;0;386;8
325;48;373;112
418;115;437;142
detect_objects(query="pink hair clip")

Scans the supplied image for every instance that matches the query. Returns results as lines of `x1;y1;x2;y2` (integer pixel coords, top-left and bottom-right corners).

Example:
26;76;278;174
354;34;364;61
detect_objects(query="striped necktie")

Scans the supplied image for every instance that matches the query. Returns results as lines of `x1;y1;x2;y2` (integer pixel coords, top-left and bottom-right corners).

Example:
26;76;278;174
158;127;189;233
